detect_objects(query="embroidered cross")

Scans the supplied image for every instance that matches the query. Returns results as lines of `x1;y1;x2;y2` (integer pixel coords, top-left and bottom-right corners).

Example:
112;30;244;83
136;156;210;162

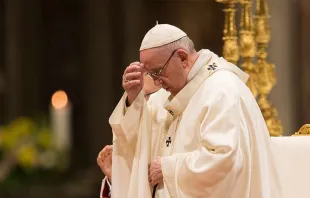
166;137;172;147
208;63;218;70
167;110;174;116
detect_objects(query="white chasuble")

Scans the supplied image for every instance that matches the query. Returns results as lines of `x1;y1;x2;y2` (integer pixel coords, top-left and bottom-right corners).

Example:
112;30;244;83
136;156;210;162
109;49;281;198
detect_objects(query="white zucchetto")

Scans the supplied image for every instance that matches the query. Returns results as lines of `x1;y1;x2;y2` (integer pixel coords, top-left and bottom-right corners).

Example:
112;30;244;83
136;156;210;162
139;24;187;51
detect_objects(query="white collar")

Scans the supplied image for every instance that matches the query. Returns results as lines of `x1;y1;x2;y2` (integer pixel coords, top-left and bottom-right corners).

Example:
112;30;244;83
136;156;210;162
186;49;218;82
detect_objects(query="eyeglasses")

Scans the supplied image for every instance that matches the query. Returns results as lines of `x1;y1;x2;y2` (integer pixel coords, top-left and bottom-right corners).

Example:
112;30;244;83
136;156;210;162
146;49;178;80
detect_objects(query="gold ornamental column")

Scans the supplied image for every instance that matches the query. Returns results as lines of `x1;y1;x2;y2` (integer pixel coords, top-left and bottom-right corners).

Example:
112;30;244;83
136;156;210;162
216;0;239;65
255;0;283;136
239;0;258;98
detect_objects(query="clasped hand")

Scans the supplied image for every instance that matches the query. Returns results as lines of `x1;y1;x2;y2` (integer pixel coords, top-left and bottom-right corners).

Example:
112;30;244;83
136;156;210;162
149;157;163;186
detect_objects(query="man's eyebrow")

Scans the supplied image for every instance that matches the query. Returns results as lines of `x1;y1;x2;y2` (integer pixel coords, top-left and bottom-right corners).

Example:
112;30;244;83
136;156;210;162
148;63;163;71
144;65;158;72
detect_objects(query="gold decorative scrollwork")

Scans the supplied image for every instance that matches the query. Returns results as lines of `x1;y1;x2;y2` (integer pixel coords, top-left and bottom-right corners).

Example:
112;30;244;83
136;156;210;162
293;124;310;136
255;0;282;136
239;0;259;98
216;0;239;65
216;0;283;136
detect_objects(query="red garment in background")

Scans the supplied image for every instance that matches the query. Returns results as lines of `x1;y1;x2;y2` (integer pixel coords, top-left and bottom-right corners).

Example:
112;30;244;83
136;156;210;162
100;177;111;198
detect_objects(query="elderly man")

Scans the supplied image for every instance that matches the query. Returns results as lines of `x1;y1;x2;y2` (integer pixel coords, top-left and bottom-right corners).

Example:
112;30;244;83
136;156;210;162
97;74;161;198
109;24;280;198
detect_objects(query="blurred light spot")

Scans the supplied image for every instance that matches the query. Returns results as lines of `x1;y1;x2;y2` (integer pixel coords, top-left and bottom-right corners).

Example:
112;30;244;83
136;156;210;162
51;90;68;109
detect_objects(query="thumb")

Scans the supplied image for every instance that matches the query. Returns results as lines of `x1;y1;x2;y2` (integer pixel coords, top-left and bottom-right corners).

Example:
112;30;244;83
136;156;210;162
139;63;146;74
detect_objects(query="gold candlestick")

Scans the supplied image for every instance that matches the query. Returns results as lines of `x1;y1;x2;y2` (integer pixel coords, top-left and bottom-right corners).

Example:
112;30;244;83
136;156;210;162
216;0;239;65
255;0;282;136
239;0;259;98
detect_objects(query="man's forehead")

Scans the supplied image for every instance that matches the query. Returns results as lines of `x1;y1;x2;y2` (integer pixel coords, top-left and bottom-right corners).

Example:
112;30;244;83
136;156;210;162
140;49;165;70
140;49;154;63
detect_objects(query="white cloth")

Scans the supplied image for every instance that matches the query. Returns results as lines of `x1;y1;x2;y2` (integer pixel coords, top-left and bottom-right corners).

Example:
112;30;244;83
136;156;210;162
109;49;281;198
271;136;310;198
186;49;216;82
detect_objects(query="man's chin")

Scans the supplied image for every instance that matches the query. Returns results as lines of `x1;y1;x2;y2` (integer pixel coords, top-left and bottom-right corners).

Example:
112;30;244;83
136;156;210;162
168;89;178;96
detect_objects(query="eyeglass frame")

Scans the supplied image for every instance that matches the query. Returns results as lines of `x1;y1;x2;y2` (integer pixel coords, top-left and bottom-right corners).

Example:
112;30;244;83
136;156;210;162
146;49;178;80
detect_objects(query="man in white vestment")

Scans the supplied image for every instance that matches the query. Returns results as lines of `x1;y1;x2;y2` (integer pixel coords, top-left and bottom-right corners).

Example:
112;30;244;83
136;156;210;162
109;24;281;198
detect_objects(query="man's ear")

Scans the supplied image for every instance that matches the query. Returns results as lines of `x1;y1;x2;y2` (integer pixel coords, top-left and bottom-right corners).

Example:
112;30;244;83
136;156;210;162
177;49;189;68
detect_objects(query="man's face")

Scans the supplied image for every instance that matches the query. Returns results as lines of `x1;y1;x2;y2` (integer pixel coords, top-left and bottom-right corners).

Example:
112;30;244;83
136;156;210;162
140;48;190;96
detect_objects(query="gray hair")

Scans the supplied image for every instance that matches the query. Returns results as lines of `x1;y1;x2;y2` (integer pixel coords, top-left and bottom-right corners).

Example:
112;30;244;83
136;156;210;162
157;36;196;54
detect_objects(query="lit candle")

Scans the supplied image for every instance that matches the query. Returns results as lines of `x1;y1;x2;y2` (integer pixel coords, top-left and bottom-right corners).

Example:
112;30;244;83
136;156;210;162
50;90;72;151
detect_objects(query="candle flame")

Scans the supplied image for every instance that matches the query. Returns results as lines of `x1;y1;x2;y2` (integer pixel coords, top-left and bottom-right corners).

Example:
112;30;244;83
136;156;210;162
51;90;68;109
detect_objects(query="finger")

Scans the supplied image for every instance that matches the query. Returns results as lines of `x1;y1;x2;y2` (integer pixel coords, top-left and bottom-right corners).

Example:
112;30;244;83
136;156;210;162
103;146;112;157
124;65;141;74
99;150;106;158
148;167;153;180
106;148;112;154
106;145;113;153
106;152;112;158
107;146;112;151
148;174;152;183
139;63;146;73
149;171;156;180
130;61;140;65
100;147;107;156
124;72;142;81
123;80;141;88
97;157;104;167
104;151;109;157
150;180;157;187
149;176;157;187
103;147;110;157
149;167;156;179
152;173;160;183
100;154;106;161
99;157;105;165
125;63;146;75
